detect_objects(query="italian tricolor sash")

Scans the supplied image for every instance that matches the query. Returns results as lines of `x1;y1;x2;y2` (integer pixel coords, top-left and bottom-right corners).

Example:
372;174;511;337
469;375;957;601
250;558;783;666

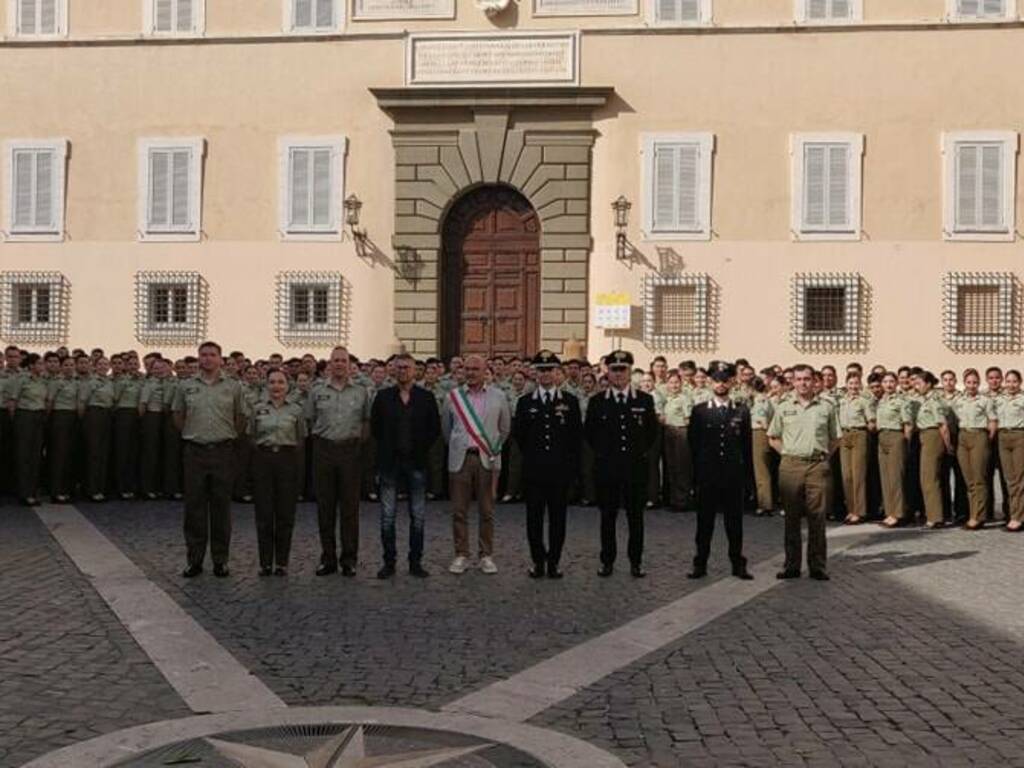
450;386;499;458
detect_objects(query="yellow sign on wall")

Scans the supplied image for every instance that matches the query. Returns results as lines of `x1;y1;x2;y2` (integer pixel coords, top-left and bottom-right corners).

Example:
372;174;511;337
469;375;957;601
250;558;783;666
594;292;631;329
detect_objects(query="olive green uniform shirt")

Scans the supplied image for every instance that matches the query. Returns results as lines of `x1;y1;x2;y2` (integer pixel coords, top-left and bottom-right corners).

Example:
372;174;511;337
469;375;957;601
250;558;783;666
875;393;913;430
994;393;1024;429
304;379;371;442
658;391;693;427
249;400;307;447
766;396;841;458
750;394;775;430
48;377;80;411
172;374;245;444
113;376;142;409
79;376;116;409
9;375;48;411
162;378;181;410
690;386;713;405
838;394;876;430
914;390;950;430
139;379;167;413
952;393;996;429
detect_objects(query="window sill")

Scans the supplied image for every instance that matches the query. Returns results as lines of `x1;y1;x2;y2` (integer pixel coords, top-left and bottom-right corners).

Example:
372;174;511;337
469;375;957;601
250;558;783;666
138;231;201;243
943;230;1016;243
4;232;64;243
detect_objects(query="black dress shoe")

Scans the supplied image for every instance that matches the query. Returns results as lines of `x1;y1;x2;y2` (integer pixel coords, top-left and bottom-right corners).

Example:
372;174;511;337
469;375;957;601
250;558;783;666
547;565;564;580
409;563;430;578
630;564;647;578
273;566;287;577
258;566;273;577
809;570;830;581
529;564;546;579
213;564;230;578
316;563;338;576
733;567;754;581
341;564;357;578
22;497;40;507
181;564;203;578
377;564;396;580
687;568;707;579
776;569;801;580
597;564;614;578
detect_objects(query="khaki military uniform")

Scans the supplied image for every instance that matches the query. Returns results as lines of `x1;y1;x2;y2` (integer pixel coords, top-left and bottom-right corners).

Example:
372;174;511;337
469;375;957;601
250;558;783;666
47;375;80;500
994;393;1024;524
658;390;694;509
767;395;840;575
8;373;48;502
749;394;776;512
138;377;167;498
79;375;115;498
112;375;142;497
914;390;951;524
838;394;876;522
952;393;995;525
162;377;183;498
875;393;913;521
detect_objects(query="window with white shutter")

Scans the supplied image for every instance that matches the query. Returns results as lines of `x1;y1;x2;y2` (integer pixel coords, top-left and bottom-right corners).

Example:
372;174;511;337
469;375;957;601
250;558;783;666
10;0;66;37
797;0;861;22
278;137;347;240
642;133;714;240
949;0;1014;20
286;0;340;31
942;131;1018;242
790;133;863;241
146;0;205;35
5;139;68;241
650;0;709;24
137;138;205;242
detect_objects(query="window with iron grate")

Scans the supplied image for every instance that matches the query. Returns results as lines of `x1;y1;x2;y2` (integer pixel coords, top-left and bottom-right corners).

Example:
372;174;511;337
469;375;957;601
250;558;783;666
150;284;190;326
653;284;698;337
290;285;331;327
956;284;1001;337
15;285;51;325
803;286;847;334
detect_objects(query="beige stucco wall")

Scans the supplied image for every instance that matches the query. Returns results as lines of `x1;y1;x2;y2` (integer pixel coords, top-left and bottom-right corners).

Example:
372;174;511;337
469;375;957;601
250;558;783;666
1;10;1022;368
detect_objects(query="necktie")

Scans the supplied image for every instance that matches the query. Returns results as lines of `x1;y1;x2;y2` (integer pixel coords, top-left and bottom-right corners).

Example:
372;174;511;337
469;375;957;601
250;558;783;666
543;392;549;406
618;393;625;406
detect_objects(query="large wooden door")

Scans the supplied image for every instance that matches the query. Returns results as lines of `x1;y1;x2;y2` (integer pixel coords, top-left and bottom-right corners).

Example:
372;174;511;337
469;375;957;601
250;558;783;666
442;186;541;359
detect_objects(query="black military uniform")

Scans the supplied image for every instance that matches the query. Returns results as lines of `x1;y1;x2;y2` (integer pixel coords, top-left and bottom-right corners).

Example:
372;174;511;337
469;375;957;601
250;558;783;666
585;350;658;578
514;350;583;579
687;361;753;580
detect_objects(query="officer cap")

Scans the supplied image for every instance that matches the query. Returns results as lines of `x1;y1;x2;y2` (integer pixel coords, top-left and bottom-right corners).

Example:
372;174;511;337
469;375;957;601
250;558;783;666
532;349;561;369
605;350;634;369
709;360;736;382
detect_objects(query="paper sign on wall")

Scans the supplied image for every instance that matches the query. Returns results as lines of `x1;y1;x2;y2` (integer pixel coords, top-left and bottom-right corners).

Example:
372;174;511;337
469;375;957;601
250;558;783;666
594;292;632;329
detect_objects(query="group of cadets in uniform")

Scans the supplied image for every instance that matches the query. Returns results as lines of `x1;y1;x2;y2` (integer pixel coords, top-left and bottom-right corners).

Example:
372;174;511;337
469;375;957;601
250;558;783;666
4;342;1022;581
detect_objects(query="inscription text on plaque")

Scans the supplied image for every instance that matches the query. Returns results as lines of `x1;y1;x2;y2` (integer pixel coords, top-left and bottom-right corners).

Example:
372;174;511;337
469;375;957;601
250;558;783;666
406;32;581;87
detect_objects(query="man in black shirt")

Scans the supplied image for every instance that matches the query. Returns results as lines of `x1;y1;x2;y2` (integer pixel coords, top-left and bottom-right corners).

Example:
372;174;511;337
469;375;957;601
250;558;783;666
370;353;440;579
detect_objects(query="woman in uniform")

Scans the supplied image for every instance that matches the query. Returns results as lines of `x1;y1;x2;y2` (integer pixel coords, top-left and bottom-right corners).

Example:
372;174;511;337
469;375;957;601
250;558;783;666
47;356;80;503
7;353;48;506
952;368;996;530
639;372;662;508
138;358;169;500
79;356;115;502
500;370;529;503
877;372;913;528
112;357;142;500
658;370;694;511
578;372;598;506
994;369;1024;532
838;373;875;525
911;370;953;529
749;377;776;516
250;368;307;576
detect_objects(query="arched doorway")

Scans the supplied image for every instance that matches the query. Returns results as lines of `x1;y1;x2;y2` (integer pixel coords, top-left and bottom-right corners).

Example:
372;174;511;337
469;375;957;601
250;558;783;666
441;185;541;359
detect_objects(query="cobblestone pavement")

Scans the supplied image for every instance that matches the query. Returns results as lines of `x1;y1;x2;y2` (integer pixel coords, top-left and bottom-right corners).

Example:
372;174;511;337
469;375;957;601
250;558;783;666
0;509;190;767
534;527;1024;767
7;498;1024;768
83;501;781;710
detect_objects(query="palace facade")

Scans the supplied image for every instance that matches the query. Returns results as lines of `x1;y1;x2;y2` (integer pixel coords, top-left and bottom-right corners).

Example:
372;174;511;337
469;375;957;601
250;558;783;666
1;0;1022;367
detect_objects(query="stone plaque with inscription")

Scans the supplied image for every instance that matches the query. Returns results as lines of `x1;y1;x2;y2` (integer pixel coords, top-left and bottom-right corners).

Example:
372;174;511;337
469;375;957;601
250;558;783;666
406;32;581;87
353;0;454;20
534;0;636;16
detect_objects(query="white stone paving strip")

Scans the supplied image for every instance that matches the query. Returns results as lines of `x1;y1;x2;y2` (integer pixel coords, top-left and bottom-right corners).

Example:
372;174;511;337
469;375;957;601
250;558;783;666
444;525;879;723
36;504;286;715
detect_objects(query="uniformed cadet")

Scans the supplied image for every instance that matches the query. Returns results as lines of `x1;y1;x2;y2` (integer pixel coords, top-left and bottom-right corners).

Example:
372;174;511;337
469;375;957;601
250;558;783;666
767;364;841;580
514;351;582;579
657;371;694;511
984;366;1011;522
864;372;885;520
952;369;996;530
78;356;115;501
877;372;914;528
419;358;448;500
901;366;925;520
162;360;187;500
306;346;371;577
501;370;530;503
687;362;753;581
993;370;1024;532
577;372;598;505
138;358;169;499
912;371;953;528
0;346;22;495
47;357;80;502
288;370;314;501
361;365;387;502
837;373;876;525
940;370;968;523
112;358;142;500
639;372;663;508
173;341;248;578
585;350;658;578
7;354;48;506
250;368;306;576
232;364;262;503
749;378;776;515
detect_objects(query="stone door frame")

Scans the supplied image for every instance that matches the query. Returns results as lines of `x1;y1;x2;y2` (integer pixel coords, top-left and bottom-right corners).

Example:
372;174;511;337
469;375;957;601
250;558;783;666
372;86;613;358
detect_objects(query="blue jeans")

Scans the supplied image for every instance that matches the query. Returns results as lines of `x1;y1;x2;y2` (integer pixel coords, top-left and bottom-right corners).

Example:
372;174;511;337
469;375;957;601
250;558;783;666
379;463;427;565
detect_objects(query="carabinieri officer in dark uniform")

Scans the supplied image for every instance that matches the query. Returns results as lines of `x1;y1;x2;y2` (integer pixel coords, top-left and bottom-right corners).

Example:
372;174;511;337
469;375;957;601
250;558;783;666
514;350;583;579
687;361;754;581
585;350;658;578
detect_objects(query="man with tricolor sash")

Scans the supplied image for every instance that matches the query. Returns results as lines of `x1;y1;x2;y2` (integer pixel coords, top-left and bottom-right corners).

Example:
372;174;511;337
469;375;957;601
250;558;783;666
441;354;512;575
